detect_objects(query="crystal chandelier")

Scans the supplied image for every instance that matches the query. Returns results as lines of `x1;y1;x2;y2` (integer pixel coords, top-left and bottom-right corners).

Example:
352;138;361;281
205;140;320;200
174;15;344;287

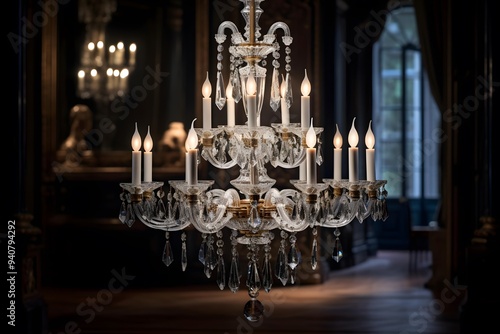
119;0;388;322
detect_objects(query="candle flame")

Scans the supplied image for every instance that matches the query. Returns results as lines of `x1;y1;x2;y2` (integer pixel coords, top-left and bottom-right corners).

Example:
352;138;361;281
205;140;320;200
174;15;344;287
144;126;153;152
202;72;212;98
246;72;257;95
301;69;311;96
306;118;316;148
186;118;199;151
280;74;287;98
131;122;142;151
348;117;358;148
226;80;233;98
365;120;375;149
333;124;343;149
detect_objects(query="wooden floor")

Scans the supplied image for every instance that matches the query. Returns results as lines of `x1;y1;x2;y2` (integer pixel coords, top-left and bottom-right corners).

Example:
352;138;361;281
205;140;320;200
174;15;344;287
43;250;463;334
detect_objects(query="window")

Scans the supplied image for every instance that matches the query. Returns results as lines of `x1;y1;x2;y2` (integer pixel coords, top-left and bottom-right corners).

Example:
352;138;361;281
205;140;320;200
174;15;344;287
373;6;440;204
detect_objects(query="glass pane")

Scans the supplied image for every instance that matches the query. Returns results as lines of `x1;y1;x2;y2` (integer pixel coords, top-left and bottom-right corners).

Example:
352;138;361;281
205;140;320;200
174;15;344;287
382;78;402;106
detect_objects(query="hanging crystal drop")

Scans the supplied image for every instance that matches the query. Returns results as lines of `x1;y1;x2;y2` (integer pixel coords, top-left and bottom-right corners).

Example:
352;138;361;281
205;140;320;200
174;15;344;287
216;254;226;290
215;71;226;110
285;72;293;108
246;260;261;294
270;68;280;111
247;202;262;229
119;201;127;223
311;227;318;270
262;253;273;293
316;136;324;165
181;232;187;272
125;203;135;227
162;232;174;267
332;228;343;263
275;241;289;286
287;234;301;270
228;252;241;293
232;68;242;102
198;234;207;265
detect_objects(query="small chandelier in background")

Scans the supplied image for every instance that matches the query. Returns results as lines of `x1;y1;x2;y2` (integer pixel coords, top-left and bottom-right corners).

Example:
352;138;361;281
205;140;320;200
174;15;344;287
77;0;136;101
119;0;388;322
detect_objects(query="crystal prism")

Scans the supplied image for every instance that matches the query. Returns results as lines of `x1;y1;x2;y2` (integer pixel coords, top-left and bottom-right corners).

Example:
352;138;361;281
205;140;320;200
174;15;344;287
332;237;343;263
216;255;226;290
228;255;241;293
215;71;226;110
162;239;174;267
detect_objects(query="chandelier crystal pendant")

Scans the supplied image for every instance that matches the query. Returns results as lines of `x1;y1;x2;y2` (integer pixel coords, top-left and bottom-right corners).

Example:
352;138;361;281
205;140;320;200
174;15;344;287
119;0;388;322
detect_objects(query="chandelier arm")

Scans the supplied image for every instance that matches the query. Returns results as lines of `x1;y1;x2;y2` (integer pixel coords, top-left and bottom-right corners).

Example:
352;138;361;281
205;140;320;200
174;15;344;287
320;213;356;228
202;148;238;169
267;22;291;37
217;21;240;36
130;203;190;230
186;204;234;234
274;149;306;169
275;204;310;232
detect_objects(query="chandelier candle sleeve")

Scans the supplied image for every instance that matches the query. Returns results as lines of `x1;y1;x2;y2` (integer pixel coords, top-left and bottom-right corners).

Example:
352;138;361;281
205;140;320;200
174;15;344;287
185;119;199;185
280;76;290;125
365;120;376;181
348;118;359;182
131;122;142;186
226;80;235;127
202;72;212;130
143;126;153;183
246;73;258;128
333;124;343;180
306;118;317;185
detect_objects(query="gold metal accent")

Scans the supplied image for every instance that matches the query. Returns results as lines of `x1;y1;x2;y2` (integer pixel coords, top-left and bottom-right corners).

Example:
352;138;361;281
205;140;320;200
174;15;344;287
130;193;143;203
202;136;214;146
248;194;260;202
143;191;153;200
349;190;361;199
243;137;259;147
187;194;198;203
367;190;378;199
226;198;278;219
281;131;290;141
333;187;343;197
305;194;318;204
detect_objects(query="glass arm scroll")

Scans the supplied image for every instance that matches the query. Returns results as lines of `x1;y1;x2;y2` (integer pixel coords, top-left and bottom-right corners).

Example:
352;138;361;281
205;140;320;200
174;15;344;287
198;128;238;169
267;188;315;232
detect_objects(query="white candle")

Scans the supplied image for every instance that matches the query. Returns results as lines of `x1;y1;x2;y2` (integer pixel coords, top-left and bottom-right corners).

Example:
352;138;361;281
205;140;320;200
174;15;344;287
280;76;290;125
301;69;311;127
106;68;113;92
202;72;212;130
131;123;142;186
333;124;343;180
226;80;235;127
108;45;116;65
348;118;359;182
185;119;199;185
143;126;153;183
129;43;136;66
77;70;85;92
116;41;125;66
365;120;376;181
300;69;311;181
96;40;104;66
246;72;257;128
306;118;317;185
119;68;129;93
